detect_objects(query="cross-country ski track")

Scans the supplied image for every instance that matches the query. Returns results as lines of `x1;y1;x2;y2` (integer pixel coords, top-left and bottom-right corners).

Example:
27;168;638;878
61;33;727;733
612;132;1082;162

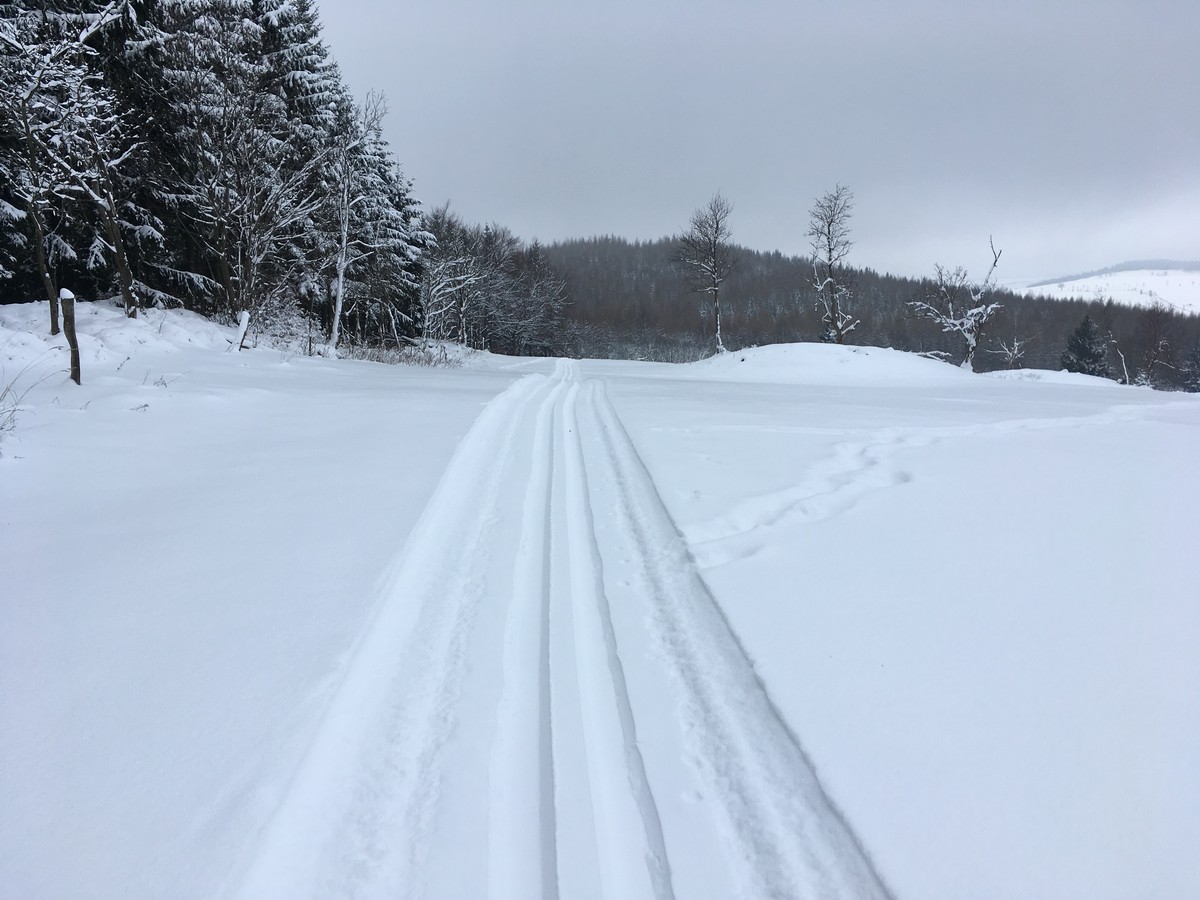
227;359;891;900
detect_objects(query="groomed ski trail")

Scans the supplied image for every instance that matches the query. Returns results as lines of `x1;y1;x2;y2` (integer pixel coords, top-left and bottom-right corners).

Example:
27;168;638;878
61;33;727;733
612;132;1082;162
227;360;891;900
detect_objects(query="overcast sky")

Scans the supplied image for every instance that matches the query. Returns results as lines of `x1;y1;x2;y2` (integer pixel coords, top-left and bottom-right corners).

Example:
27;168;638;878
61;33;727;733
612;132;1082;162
318;0;1199;280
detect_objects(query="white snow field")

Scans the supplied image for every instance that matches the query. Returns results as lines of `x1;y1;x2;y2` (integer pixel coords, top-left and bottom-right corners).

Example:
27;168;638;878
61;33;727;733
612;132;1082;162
1011;266;1200;314
2;302;1199;900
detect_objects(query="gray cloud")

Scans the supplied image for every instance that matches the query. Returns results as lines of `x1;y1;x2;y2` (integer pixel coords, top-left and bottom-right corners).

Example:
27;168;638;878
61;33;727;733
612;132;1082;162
319;0;1199;278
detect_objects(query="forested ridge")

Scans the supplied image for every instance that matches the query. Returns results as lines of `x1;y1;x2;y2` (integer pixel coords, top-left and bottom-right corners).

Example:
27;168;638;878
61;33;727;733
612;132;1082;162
2;1;1197;389
546;236;1200;389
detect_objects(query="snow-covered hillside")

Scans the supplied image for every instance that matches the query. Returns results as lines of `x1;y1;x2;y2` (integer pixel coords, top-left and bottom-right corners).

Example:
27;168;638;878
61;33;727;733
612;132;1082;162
3;301;1198;900
1011;263;1200;314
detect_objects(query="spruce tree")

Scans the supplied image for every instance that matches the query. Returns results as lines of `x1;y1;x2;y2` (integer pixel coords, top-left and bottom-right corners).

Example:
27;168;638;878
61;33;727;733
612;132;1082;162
1;2;157;321
148;0;326;328
1061;315;1111;378
341;115;425;348
257;0;346;303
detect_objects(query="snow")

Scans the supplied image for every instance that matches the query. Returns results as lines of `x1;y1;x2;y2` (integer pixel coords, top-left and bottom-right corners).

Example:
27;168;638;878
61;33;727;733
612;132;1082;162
2;300;1198;899
674;341;970;385
1010;266;1200;314
982;367;1119;386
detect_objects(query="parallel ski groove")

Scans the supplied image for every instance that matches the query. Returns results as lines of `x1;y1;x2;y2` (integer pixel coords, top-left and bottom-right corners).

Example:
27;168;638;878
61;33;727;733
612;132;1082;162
487;365;565;900
228;360;890;900
230;373;553;900
586;379;893;900
560;373;675;900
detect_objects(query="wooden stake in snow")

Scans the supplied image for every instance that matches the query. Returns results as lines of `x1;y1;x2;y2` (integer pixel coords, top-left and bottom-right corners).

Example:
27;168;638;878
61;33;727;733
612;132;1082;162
230;310;250;352
60;289;80;385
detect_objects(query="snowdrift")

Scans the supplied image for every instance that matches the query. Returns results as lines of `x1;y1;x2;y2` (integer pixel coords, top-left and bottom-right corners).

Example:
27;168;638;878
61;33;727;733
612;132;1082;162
679;342;969;385
1;300;238;376
982;368;1126;387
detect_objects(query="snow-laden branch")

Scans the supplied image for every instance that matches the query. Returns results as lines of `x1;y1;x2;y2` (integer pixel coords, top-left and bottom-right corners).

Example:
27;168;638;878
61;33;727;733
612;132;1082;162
807;184;857;343
908;238;1003;371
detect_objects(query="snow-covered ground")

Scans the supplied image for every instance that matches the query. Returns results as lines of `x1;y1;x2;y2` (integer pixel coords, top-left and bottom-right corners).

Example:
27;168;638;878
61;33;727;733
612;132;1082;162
3;301;1198;900
1009;266;1200;315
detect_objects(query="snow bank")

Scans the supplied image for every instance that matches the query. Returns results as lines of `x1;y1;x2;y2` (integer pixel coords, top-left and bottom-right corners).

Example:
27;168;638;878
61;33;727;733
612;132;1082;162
0;300;521;899
676;342;969;386
982;367;1125;386
0;300;237;377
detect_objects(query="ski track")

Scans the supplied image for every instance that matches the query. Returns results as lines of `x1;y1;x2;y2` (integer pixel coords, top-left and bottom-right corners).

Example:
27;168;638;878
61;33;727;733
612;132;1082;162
227;359;890;900
686;401;1183;569
585;381;892;900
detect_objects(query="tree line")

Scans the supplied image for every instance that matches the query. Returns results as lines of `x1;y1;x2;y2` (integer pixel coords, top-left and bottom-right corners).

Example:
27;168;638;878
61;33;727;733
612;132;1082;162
2;11;1196;390
543;188;1200;390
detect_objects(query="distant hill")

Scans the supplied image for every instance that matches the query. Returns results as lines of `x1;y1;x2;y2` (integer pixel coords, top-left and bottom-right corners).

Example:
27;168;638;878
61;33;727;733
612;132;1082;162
1017;263;1200;315
1029;260;1200;286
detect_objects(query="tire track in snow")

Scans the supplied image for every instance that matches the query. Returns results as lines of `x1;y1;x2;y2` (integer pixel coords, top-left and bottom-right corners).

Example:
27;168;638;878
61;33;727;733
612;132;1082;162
584;379;893;900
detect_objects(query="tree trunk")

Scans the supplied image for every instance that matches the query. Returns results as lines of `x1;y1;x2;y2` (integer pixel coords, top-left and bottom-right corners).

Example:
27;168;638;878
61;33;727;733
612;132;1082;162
60;290;80;385
830;284;844;344
106;208;139;319
29;204;60;335
327;249;347;355
714;286;724;352
963;334;977;372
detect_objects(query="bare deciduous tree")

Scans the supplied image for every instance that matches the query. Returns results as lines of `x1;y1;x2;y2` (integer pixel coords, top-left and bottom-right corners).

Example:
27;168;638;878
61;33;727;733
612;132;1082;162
677;192;736;353
807;184;857;343
325;91;386;355
987;337;1029;369
1131;301;1177;386
419;205;484;346
909;238;1003;371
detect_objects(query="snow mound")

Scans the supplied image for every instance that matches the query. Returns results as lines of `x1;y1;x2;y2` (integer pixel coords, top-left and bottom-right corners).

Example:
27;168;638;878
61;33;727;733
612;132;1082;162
680;342;970;386
982;368;1123;387
0;300;238;377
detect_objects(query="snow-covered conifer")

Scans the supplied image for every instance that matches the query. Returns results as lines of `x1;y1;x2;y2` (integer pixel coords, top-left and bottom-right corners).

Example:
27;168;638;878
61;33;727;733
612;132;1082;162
0;3;155;320
147;0;325;331
1060;315;1111;378
324;92;423;352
